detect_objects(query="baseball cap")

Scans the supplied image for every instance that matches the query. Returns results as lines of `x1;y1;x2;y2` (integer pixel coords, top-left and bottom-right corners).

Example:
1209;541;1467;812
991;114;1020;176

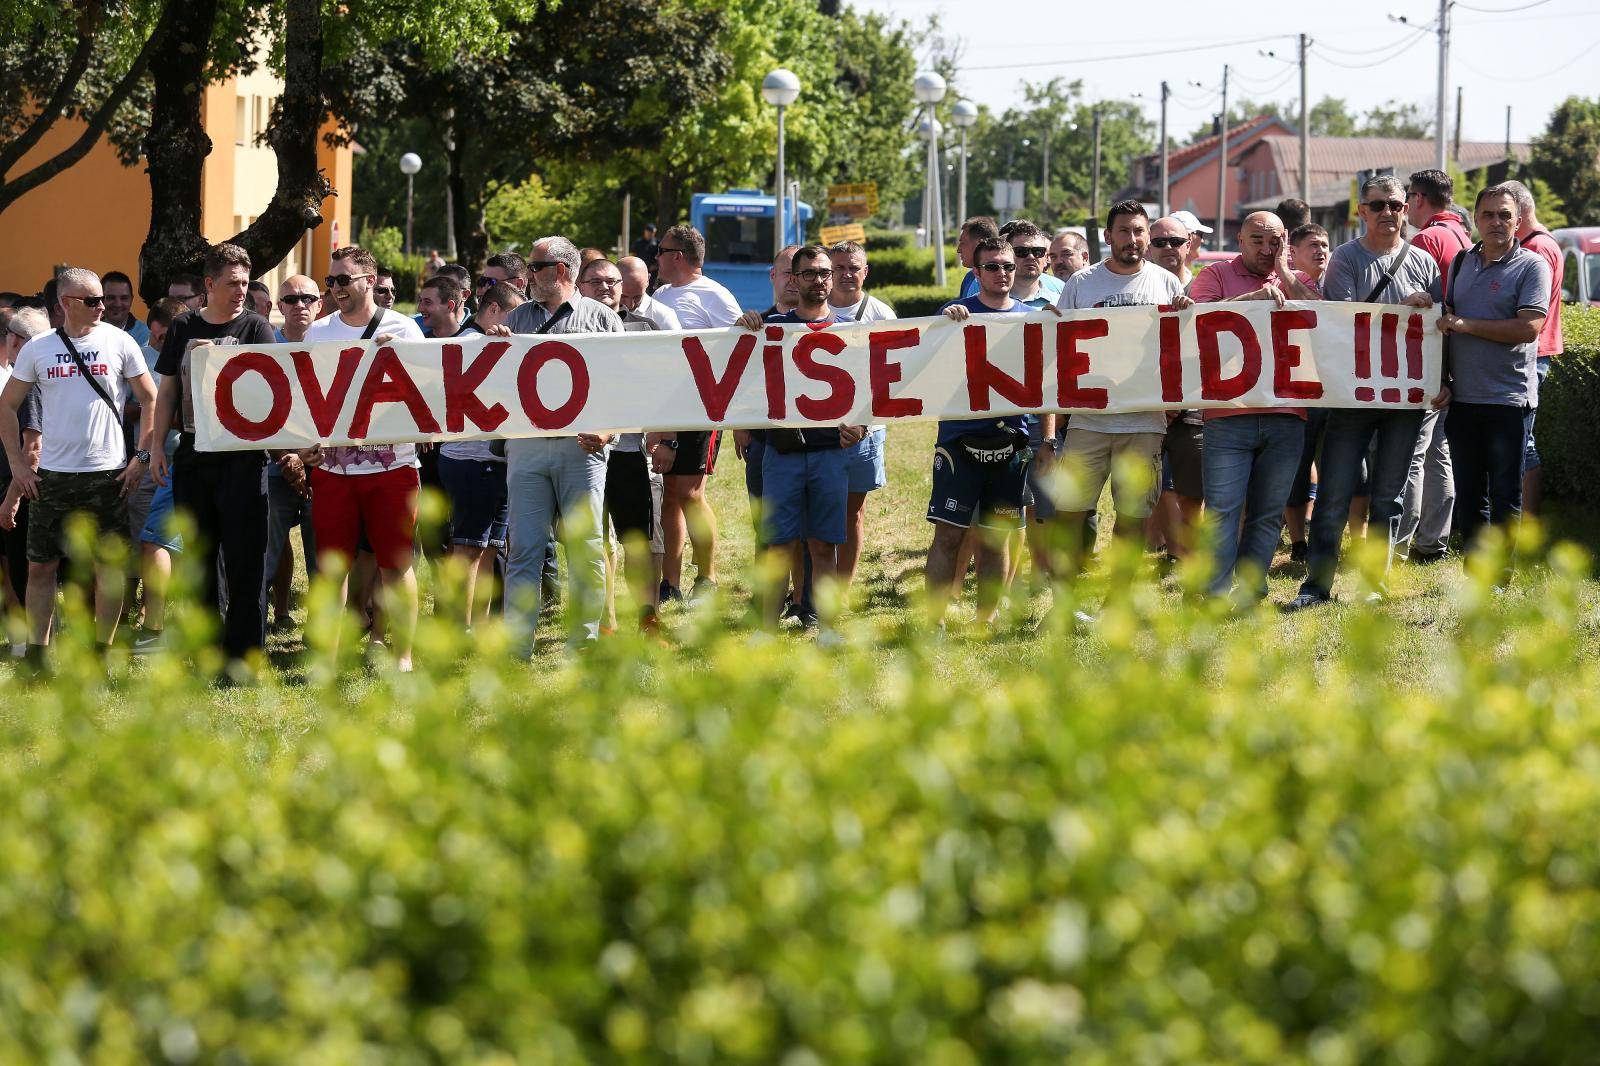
1171;210;1213;235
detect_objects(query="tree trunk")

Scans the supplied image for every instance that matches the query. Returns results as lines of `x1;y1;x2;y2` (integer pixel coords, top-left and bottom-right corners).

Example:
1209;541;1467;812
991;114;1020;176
445;126;484;269
137;0;332;304
137;0;217;305
654;172;682;235
228;0;333;276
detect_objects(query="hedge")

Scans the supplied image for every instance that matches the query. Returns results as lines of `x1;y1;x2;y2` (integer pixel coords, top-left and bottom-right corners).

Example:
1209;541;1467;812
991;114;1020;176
3;545;1600;1061
1541;305;1600;503
874;281;962;318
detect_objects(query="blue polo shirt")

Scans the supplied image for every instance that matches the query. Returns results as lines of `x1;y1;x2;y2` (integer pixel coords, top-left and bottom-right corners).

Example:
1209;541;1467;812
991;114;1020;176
936;294;1030;445
1446;244;1550;407
765;309;842;449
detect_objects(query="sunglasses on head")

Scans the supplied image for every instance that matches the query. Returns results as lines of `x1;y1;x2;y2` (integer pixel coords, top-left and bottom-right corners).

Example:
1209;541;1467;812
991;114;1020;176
978;261;1016;273
64;294;105;308
1011;246;1048;259
1364;199;1405;214
1149;236;1188;249
279;293;319;306
325;272;373;288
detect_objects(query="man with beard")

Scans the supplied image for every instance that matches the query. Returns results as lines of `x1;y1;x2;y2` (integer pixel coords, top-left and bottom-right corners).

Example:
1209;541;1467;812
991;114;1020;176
1048;231;1090;282
1050;201;1191;591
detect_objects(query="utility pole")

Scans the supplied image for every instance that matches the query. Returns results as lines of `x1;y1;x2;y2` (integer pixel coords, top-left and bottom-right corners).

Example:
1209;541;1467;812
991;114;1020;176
1453;85;1463;167
1090;108;1102;225
1298;34;1310;200
1505;105;1512;156
1215;64;1229;252
1436;0;1450;172
1159;81;1170;218
620;191;631;259
1042;116;1053;223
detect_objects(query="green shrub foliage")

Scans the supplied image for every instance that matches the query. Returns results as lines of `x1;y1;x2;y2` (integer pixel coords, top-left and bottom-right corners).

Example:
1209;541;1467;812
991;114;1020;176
2;535;1599;1062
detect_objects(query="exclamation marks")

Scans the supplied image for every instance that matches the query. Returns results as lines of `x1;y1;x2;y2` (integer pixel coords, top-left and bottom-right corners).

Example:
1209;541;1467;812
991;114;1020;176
1353;311;1427;404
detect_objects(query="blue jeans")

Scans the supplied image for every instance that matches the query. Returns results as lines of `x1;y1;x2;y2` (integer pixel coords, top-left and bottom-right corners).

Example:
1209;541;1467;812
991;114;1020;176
1523;355;1552;472
505;437;608;653
1446;402;1533;548
1300;409;1424;600
1202;414;1305;600
264;468;316;585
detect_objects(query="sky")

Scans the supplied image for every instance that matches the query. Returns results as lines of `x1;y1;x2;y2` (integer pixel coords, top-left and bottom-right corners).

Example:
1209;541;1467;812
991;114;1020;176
851;0;1598;145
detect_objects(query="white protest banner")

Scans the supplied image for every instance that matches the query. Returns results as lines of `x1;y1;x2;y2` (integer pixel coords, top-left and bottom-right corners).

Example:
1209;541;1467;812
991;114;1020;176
192;302;1441;452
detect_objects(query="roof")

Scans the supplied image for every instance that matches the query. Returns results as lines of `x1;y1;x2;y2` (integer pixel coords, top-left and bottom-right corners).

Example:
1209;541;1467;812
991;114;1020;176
1163;115;1292;171
1237;135;1530;188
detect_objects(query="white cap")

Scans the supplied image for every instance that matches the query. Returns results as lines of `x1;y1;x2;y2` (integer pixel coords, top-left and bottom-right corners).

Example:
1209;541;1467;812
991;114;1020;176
1171;209;1213;235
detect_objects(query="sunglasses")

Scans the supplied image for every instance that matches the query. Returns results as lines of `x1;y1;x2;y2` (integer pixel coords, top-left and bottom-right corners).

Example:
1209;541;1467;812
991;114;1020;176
63;294;105;308
1011;246;1048;259
1149;237;1188;249
528;260;563;272
374;286;395;297
657;247;685;257
978;261;1017;274
475;276;497;289
796;268;833;282
279;293;319;306
325;272;373;288
1364;200;1405;214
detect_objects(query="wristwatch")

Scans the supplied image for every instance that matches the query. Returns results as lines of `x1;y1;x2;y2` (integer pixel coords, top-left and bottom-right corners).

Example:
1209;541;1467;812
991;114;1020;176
134;449;151;464
657;439;679;450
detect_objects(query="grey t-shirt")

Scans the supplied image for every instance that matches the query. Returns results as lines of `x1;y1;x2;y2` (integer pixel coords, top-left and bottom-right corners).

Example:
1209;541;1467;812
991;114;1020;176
1445;245;1550;407
1323;239;1443;305
1056;261;1184;434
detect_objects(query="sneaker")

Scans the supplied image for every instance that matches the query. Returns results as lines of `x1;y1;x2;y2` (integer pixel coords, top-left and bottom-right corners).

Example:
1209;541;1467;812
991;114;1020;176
1289;541;1308;563
799;610;821;630
688;578;718;604
779;598;804;626
659;581;683;604
1409;548;1450;565
1281;592;1330;613
9;642;24;659
1072;609;1098;628
131;628;166;655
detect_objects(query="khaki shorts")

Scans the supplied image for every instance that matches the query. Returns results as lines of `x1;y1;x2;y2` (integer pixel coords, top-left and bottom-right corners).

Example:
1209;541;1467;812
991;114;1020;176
1056;429;1164;518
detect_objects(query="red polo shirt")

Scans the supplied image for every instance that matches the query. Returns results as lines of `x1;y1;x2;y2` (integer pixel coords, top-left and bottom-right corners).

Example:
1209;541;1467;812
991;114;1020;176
1411;211;1472;297
1187;254;1320;420
1519;227;1563;357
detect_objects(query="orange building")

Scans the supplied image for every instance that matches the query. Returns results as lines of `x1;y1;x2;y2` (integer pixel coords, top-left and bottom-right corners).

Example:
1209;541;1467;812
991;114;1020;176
1;65;352;319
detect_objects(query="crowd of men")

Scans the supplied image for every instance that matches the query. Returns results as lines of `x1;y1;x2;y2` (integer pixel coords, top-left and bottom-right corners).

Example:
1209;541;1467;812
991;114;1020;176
0;165;1563;675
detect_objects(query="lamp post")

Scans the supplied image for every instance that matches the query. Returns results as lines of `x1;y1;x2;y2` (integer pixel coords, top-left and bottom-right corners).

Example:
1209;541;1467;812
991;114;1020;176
761;68;801;259
951;99;977;229
399;152;422;257
914;71;948;287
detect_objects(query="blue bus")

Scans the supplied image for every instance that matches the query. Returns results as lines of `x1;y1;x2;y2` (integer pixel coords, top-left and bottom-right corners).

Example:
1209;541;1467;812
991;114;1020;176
690;189;814;310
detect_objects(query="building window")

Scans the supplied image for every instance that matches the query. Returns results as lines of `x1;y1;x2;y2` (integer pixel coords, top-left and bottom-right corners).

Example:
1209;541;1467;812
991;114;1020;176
252;96;264;145
234;96;246;146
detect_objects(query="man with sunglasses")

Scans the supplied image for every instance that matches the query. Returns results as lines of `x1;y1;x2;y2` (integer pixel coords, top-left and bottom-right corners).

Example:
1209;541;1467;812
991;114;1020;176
476;252;528;298
1284;176;1441;613
146;243;278;669
372;270;397;310
260;276;321;634
649;224;739;604
1145;218;1193;285
298;244;426;671
0;267;157;669
927;237;1033;627
497;235;622;652
1189;210;1320;605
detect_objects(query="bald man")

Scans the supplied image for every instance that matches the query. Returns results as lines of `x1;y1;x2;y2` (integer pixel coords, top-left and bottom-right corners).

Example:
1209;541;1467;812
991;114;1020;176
618;257;681;331
1188;210;1321;604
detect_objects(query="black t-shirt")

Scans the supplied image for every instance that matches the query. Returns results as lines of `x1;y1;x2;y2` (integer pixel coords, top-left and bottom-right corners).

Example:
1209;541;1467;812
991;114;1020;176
156;309;277;438
763;309;842;450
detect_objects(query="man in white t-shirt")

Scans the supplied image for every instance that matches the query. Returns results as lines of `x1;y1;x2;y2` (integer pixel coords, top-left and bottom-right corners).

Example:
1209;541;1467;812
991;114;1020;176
646;224;738;603
1050;201;1192;583
297;244;426;671
0;267;157;669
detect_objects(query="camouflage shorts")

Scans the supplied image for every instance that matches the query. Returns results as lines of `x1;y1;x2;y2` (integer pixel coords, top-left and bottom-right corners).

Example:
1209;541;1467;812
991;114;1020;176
28;469;130;564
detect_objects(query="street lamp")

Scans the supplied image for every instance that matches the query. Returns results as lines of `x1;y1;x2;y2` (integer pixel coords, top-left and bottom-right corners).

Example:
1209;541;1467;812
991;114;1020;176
914;71;948;286
399;152;422;257
951;99;977;230
761;68;801;258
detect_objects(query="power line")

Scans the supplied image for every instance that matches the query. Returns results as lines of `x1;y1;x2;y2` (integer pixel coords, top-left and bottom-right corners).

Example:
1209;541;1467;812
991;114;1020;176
957;33;1288;72
1455;0;1552;11
1312;26;1435;54
1455;35;1600;81
1311;28;1433;69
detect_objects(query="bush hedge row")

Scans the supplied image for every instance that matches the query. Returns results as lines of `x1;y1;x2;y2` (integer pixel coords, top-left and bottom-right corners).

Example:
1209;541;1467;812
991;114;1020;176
1540;306;1599;504
2;547;1599;1061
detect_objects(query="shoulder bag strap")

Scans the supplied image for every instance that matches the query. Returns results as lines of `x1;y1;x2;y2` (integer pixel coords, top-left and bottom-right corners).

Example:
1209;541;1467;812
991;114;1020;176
56;328;128;461
535;303;574;334
1363;239;1416;304
359;311;385;341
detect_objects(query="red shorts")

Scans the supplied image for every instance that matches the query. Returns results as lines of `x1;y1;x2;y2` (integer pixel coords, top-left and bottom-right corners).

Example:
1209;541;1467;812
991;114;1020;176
310;466;419;571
